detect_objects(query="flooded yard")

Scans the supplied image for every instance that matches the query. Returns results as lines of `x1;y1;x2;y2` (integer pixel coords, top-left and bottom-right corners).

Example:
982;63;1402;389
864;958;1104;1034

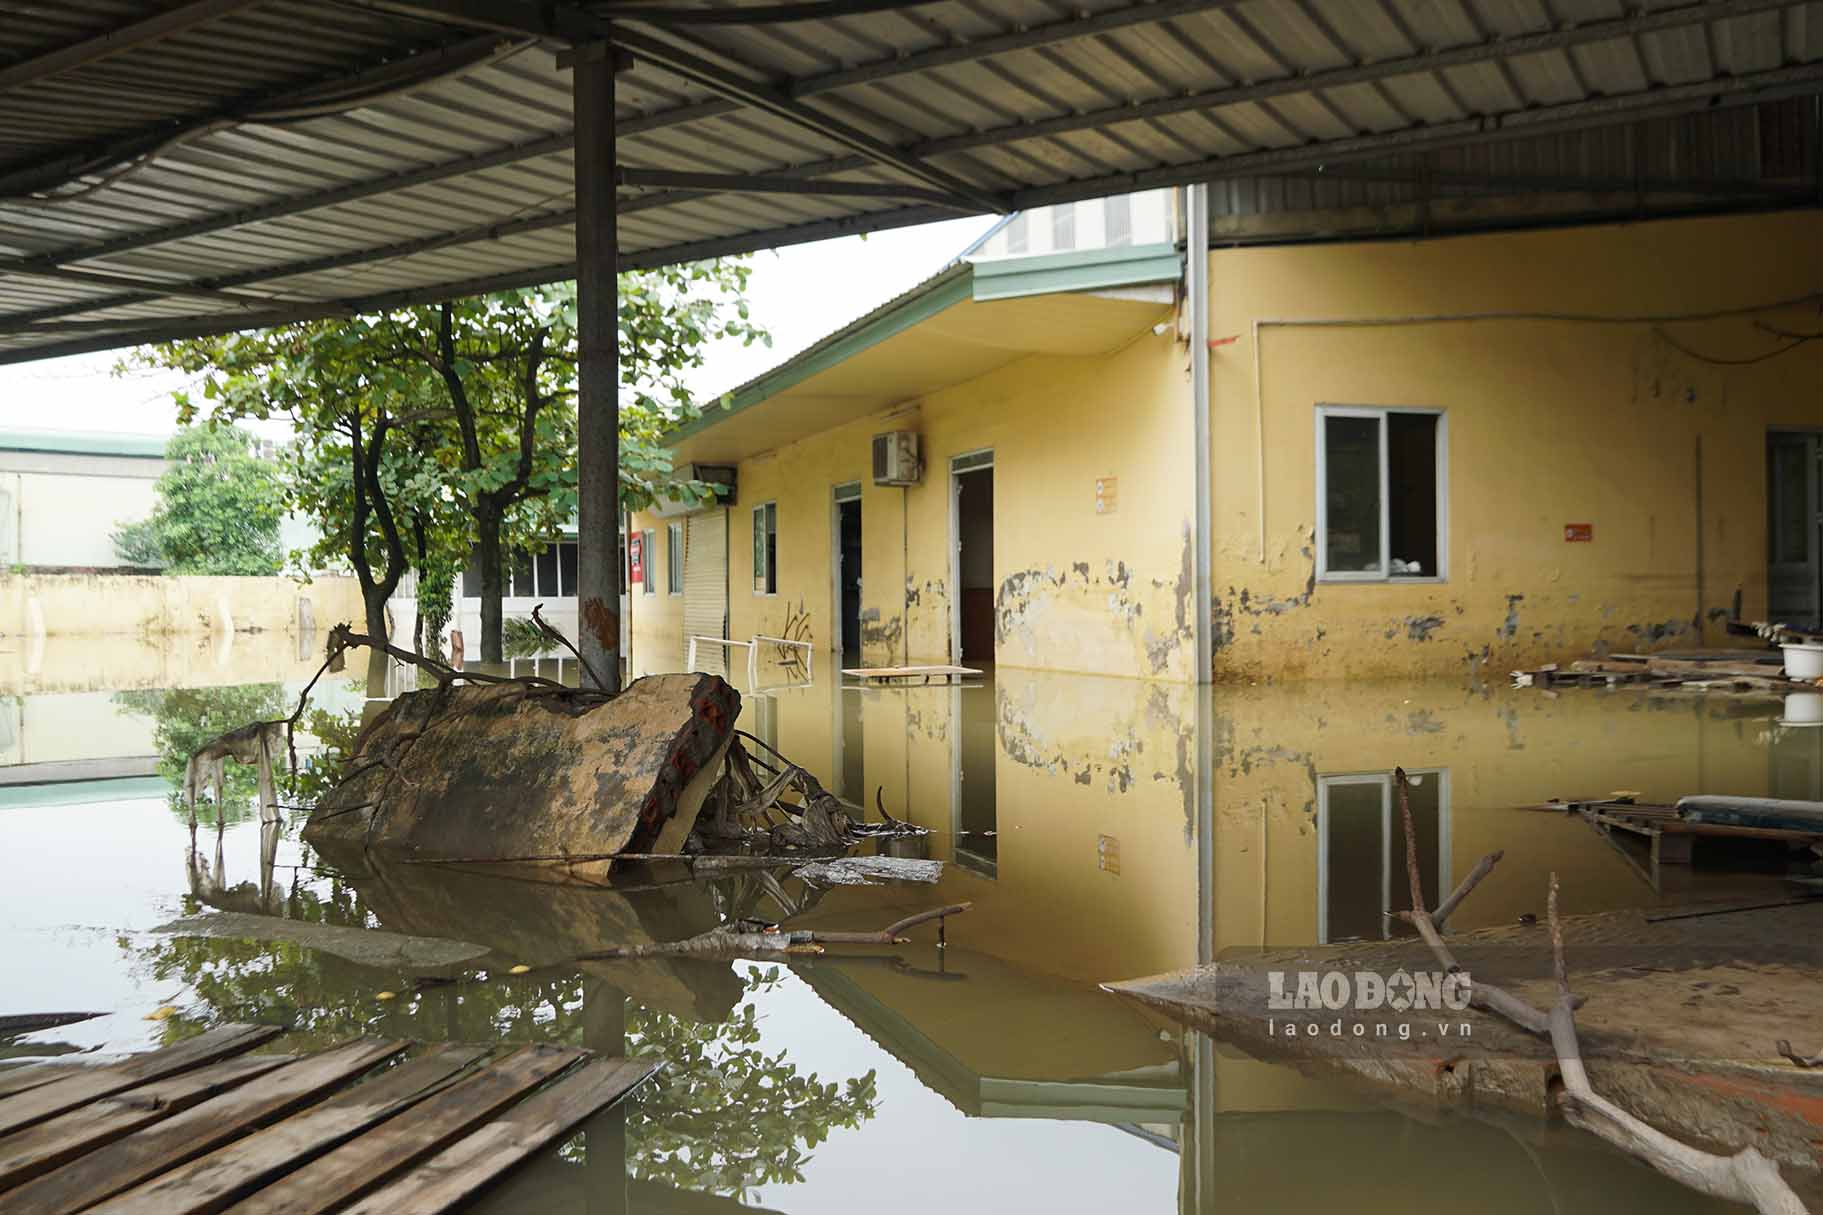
3;635;1816;1212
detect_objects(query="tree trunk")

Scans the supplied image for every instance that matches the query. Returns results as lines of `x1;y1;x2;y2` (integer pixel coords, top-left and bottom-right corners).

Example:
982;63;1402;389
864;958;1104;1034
477;511;505;663
362;597;392;706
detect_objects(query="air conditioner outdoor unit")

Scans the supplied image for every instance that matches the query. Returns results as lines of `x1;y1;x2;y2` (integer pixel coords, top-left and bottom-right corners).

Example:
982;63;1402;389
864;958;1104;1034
872;431;921;486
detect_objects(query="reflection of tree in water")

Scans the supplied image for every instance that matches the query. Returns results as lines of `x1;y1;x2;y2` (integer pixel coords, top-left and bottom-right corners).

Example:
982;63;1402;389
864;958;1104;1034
627;966;878;1198
124;920;877;1197
113;684;286;822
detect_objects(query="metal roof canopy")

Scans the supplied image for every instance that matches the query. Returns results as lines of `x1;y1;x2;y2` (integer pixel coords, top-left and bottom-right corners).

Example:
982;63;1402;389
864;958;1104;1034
1;0;1822;366
6;0;1823;686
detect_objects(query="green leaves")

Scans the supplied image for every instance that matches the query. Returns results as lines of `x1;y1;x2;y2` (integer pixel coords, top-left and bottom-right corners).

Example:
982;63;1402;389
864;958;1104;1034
109;424;285;575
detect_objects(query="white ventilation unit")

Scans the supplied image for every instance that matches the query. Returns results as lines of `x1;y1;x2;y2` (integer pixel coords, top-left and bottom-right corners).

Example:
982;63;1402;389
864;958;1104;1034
872;431;922;486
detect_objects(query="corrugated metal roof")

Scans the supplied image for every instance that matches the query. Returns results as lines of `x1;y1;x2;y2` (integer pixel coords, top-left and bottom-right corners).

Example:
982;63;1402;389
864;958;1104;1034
2;0;1821;365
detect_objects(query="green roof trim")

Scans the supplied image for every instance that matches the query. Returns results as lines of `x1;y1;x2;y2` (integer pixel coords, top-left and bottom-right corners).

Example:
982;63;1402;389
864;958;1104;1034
0;428;167;458
969;241;1182;302
668;262;973;445
668;243;1183;447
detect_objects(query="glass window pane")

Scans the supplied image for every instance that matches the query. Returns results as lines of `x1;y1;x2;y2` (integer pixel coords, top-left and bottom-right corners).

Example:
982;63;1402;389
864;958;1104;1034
1323;780;1385;943
1324;415;1382;573
461;555;481;598
753;506;767;593
1105;194;1131;247
643;530;656;594
668;524;684;593
765;504;777;593
559;542;578;597
510;549;533;597
535;543;558;598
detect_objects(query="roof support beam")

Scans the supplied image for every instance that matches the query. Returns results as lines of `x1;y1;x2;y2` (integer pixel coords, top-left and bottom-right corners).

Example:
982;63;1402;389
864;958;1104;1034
617;167;966;204
0;0;264;94
7;53;1821;336
6;0;1779;275
0;32;512;199
608;27;1005;213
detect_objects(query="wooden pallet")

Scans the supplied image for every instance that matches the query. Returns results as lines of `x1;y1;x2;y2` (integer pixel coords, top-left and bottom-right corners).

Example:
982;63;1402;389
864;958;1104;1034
0;1023;656;1214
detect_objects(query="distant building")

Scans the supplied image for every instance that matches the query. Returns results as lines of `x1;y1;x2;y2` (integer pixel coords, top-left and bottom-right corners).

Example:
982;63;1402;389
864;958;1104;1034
0;429;166;571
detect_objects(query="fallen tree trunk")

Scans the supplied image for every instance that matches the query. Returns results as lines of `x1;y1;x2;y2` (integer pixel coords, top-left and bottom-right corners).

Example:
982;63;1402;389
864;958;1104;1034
1390;767;1809;1215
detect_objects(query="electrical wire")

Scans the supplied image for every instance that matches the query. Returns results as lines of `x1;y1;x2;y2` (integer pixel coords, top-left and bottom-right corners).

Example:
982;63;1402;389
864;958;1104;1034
1651;326;1821;366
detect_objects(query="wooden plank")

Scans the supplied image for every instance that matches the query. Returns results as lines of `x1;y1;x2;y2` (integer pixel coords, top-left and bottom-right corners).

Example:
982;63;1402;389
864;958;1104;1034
0;1038;408;1215
337;1057;658;1215
223;1044;586;1215
0;1024;282;1138
84;1045;489;1215
0;1064;83;1101
0;1055;287;1192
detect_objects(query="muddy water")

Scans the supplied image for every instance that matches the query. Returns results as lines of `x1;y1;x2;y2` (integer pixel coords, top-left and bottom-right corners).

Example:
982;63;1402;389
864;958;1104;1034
5;636;1815;1212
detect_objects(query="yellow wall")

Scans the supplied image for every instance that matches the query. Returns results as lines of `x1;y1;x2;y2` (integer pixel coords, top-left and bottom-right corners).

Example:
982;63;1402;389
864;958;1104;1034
634;327;1198;681
640;209;1823;685
1208;209;1823;680
0;572;365;641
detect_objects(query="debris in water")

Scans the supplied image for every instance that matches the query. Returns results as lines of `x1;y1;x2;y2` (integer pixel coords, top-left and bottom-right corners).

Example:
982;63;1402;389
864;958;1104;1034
790;857;943;886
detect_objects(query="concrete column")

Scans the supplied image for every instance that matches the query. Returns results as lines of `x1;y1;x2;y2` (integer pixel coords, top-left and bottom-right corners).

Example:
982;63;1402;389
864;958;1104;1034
572;44;623;692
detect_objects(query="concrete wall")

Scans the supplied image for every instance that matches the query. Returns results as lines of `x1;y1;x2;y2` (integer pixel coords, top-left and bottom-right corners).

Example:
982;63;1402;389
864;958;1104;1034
0;573;366;640
0;454;163;569
1208;209;1823;680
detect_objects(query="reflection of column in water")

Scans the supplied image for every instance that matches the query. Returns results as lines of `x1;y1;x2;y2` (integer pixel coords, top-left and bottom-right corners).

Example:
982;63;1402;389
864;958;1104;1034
582;979;627;1215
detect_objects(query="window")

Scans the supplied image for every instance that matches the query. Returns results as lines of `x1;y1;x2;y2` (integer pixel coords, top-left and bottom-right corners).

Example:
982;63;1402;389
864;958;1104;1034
1003;212;1027;254
667;523;684;594
535;543;558;600
1317;771;1449;944
1105;194;1131;247
753;502;777;594
1052;203;1076;251
1316;406;1446;581
642;529;656;594
558;541;577;597
461;557;481;598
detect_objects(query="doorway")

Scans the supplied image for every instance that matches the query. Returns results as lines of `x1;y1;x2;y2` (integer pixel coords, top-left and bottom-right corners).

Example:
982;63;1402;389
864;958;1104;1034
1768;432;1822;630
833;482;863;664
951;451;995;664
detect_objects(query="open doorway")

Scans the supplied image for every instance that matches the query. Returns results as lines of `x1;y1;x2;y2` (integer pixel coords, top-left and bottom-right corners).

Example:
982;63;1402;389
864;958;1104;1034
833;482;863;664
951;451;995;664
1768;432;1821;630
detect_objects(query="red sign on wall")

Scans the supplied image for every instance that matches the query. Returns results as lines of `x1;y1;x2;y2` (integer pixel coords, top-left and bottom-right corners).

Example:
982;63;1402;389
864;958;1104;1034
628;532;646;585
1564;523;1593;543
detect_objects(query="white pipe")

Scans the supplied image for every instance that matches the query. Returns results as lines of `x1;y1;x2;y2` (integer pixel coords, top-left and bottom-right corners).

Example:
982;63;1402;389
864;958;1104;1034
1188;183;1214;684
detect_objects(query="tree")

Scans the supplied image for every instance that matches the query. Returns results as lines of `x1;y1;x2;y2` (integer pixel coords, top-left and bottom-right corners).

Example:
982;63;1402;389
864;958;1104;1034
129;262;766;663
111;424;284;575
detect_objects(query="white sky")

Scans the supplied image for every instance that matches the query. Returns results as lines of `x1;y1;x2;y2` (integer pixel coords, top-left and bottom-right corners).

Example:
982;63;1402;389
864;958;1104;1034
0;214;997;439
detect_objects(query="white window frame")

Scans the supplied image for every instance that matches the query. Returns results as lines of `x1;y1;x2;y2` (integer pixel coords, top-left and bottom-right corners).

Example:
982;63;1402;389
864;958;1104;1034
667;522;684;595
1315;769;1451;945
1314;405;1449;584
752;501;778;597
641;529;656;595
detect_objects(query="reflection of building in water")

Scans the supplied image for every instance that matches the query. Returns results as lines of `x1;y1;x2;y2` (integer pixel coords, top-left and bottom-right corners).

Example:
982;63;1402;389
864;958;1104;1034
751;659;1819;1174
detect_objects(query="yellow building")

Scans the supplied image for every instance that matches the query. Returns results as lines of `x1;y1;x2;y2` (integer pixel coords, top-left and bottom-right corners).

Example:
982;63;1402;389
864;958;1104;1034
631;205;1823;683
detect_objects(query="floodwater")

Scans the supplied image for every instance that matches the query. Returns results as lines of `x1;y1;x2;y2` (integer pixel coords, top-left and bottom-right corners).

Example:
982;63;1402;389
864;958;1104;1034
4;633;1818;1212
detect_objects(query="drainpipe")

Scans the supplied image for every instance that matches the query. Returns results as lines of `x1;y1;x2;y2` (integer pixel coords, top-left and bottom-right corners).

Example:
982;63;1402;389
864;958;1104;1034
1188;184;1213;685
